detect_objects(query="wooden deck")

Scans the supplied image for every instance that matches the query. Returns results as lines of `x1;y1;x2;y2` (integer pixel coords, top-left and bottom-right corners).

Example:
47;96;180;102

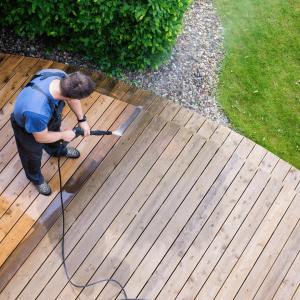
1;53;300;300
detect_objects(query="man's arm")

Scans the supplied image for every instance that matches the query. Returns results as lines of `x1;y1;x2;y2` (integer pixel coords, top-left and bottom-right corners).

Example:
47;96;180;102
66;99;90;137
33;127;75;143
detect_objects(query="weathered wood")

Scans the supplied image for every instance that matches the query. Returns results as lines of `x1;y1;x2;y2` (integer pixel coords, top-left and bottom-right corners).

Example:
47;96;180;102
271;158;291;181
190;169;272;300
247;143;267;165
0;54;24;71
197;118;218;139
0;109;153;296
120;86;144;104
125;133;246;299
203;177;283;300
108;81;132;100
185;113;206;133
95;77;119;95
0;72;31;109
272;248;300;300
172;106;194;126
13;57;39;73
0;53;11;67
284;166;300;190
27;59;53;75
134;90;157;109
159;101;181;122
259;151;279;173
0;122;13;151
147;96;169;116
235;192;299;300
221;185;296;300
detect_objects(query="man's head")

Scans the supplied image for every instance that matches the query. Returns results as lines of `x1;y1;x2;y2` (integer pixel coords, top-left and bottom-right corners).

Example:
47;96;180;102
60;71;96;100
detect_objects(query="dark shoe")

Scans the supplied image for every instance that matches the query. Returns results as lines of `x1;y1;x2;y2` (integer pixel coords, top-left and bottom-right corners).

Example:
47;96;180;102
35;181;52;196
64;146;80;158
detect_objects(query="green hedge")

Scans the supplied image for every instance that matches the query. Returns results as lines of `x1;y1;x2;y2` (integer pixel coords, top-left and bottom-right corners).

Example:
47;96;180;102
1;0;192;74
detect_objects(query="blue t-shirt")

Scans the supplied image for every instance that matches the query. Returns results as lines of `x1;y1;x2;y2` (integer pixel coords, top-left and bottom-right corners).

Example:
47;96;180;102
14;69;67;133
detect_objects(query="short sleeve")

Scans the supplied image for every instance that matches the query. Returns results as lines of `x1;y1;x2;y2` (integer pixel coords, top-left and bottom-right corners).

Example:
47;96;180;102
23;111;49;133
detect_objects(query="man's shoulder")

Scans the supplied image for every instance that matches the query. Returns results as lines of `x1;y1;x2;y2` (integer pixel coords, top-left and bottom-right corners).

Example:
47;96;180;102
36;69;67;76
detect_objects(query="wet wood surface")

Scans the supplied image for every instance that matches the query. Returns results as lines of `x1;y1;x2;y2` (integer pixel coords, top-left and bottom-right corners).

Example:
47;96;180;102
1;54;300;300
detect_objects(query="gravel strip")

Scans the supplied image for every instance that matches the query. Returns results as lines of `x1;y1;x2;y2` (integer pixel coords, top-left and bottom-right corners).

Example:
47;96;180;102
0;0;229;125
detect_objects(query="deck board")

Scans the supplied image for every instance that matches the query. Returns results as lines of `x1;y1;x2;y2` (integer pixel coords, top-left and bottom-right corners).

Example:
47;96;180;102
1;54;300;300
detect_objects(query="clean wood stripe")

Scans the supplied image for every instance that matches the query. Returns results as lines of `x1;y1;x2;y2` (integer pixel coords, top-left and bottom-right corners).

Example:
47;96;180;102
0;55;24;71
0;109;153;297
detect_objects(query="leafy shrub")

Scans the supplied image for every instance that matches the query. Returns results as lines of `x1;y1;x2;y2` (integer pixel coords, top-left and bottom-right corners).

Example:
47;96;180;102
0;0;192;73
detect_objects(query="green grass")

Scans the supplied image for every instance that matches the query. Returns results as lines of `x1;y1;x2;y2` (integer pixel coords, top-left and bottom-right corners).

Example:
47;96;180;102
212;0;300;168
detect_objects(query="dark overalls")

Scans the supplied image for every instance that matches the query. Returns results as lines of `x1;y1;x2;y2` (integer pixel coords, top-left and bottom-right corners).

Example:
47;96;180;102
11;72;68;185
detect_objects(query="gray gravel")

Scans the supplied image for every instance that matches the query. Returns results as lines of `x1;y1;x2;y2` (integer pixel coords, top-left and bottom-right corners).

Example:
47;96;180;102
0;0;229;125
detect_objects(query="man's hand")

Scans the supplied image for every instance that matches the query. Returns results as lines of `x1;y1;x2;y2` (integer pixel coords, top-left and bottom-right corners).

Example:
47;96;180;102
78;121;90;137
61;129;76;142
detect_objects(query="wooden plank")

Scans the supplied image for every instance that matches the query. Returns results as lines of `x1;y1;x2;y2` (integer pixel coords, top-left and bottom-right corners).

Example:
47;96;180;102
236;194;300;300
197;118;218;139
0;94;113;242
27;59;53;75
0;55;24;71
259;151;279;173
0;70;15;90
12;57;39;73
159;101;181;122
0;53;11;67
95;77;119;95
185;113;206;133
126;134;249;299
48;61;67;70
293;286;300;300
56;133;210;300
247;143;267;165
120;86;144;104
271;251;300;300
194;177;282;300
147;96;169;116
0;72;31;109
283;166;300;190
33;121;181;300
96;131;242;300
271;159;291;181
0;109;154;295
0;138;17;172
133;90;157;109
0;75;32;129
0;122;13;151
145;159;257;300
217;185;296;300
172;106;194;126
108;81;132;100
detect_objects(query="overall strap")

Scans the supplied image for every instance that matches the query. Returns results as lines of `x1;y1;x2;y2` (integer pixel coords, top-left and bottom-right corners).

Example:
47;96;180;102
25;71;67;113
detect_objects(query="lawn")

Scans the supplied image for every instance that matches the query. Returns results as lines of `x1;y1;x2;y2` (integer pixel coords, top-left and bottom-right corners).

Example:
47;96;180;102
212;0;300;168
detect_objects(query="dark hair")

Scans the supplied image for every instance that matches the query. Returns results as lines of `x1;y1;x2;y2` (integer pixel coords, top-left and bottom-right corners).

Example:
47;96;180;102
60;71;96;99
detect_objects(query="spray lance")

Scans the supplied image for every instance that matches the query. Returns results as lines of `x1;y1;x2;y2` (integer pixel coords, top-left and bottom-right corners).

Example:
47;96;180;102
58;125;145;300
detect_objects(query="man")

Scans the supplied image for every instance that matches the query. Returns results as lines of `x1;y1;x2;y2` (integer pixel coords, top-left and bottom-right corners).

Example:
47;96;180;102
11;69;96;195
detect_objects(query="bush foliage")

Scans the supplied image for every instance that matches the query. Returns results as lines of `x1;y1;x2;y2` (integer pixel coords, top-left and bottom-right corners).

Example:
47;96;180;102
1;0;192;73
